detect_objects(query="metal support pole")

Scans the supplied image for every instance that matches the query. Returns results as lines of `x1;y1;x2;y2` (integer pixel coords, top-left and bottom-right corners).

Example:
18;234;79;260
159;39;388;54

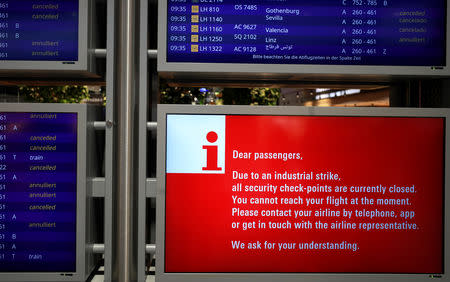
93;121;157;131
93;48;158;59
104;0;116;279
111;0;140;281
137;0;149;280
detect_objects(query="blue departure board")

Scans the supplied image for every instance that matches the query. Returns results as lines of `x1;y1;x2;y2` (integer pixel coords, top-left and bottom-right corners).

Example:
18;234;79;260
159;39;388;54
0;1;79;61
166;0;446;66
0;112;77;272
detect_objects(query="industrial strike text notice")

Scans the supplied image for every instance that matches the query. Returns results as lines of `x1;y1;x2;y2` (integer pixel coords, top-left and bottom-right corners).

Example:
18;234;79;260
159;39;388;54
165;115;444;273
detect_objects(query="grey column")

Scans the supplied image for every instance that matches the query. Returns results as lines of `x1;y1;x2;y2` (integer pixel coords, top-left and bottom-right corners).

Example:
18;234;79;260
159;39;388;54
137;0;149;280
111;0;140;281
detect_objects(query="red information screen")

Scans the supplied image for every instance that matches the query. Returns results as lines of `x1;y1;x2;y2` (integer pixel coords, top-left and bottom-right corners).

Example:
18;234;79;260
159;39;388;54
165;115;444;273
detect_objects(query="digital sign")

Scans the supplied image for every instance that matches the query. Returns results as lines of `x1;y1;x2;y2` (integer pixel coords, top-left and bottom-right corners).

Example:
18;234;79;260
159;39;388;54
165;0;445;66
157;106;449;282
0;1;79;61
159;0;450;77
0;112;77;272
0;0;99;76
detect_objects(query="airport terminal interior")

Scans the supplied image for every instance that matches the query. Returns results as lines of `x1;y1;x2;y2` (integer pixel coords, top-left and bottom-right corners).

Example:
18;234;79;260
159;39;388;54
0;0;449;282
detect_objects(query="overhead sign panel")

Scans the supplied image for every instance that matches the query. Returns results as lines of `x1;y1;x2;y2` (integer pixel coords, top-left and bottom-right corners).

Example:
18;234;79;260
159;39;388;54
158;0;450;77
0;104;100;282
0;112;78;272
1;1;78;61
157;105;449;282
0;0;96;77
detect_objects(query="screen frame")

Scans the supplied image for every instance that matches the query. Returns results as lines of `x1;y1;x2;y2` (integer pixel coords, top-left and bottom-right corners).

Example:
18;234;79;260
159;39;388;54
156;105;450;282
0;0;89;72
0;103;87;282
157;0;450;78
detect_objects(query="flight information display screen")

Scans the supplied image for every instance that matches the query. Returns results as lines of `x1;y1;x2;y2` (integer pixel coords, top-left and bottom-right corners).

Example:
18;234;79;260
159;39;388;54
0;112;77;272
166;0;446;66
0;0;79;61
164;114;444;273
